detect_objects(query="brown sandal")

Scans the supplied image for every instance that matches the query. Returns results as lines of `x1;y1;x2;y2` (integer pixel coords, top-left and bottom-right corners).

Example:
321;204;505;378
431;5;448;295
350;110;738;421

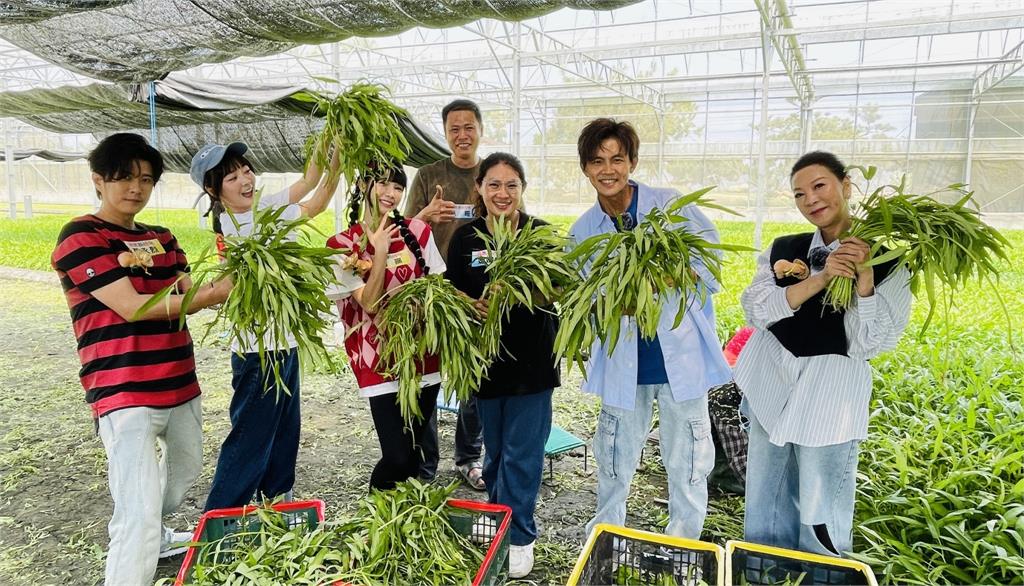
458;463;486;491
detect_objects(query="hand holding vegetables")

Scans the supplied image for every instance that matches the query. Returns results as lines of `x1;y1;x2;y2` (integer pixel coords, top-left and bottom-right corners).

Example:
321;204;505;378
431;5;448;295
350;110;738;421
822;168;1010;333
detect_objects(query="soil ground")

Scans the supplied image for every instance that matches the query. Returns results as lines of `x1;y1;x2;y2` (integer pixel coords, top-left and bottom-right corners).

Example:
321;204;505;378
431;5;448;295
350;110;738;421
0;274;742;585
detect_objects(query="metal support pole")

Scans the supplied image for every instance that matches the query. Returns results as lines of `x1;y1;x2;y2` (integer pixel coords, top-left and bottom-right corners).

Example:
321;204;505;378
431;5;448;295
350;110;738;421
799;104;813;153
332;42;344;235
964;100;977;187
511;23;522;157
657;108;666;183
753;22;772;252
147;81;162;223
4;118;16;220
539;100;547;211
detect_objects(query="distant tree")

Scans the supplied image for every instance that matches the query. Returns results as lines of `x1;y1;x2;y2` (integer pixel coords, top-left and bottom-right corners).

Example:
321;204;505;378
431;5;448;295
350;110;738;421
765;105;894;140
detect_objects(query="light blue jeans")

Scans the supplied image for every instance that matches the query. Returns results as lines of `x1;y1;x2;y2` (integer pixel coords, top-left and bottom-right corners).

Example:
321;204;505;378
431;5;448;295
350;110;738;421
743;411;860;556
587;385;714;539
98;397;203;586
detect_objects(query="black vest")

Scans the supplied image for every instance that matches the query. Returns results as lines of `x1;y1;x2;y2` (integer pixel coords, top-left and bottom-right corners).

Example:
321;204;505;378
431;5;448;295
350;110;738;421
767;233;899;358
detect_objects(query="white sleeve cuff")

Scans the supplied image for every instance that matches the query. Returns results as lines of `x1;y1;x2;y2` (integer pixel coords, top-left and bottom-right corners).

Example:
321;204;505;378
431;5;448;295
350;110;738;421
765;288;796;323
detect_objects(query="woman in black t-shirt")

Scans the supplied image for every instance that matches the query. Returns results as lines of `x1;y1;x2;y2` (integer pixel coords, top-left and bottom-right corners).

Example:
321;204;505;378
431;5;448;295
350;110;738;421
446;152;559;579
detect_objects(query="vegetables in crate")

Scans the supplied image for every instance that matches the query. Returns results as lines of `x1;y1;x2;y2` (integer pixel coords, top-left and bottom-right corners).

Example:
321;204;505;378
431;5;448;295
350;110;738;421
181;480;485;586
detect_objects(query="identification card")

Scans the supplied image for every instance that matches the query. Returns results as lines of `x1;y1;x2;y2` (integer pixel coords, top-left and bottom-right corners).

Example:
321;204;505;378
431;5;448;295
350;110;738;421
453;204;476;219
386;250;412;269
470;249;492;268
124;238;166;256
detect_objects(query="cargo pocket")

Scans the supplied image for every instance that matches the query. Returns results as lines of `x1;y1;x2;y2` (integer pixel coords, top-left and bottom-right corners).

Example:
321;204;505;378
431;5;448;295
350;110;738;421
595;410;620;479
689;417;714;484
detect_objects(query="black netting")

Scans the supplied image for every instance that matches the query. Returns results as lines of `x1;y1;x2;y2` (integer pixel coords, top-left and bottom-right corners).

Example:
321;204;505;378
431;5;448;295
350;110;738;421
0;74;451;173
0;1;638;82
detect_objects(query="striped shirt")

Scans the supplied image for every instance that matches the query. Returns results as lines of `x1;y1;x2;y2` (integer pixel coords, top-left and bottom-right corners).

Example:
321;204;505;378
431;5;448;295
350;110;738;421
734;230;912;447
51;215;200;418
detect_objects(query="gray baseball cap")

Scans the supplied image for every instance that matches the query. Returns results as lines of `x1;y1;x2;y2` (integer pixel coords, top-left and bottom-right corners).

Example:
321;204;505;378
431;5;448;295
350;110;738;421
189;142;248;187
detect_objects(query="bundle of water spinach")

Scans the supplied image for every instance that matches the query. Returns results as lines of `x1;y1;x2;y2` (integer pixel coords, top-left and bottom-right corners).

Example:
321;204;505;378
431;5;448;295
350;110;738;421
476;217;576;361
376;273;489;422
555;187;748;372
822;166;1010;334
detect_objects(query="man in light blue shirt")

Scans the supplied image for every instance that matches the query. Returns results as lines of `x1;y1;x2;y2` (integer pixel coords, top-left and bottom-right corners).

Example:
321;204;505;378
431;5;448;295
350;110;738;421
569;118;733;540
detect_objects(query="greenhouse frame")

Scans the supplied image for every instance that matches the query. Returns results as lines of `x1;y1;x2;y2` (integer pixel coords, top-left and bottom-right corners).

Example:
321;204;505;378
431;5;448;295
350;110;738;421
2;1;1022;237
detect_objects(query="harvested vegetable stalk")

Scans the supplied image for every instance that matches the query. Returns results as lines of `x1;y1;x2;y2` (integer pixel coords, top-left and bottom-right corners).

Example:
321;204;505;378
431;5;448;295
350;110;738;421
186;506;348;585
136;203;342;397
333;480;484;586
303;82;411;186
555;187;749;373
376;274;489;422
476;217;576;360
181;480;484;586
823;167;1010;333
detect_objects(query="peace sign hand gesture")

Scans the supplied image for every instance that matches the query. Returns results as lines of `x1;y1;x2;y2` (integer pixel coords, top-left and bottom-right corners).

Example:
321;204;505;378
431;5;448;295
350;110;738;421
369;215;401;260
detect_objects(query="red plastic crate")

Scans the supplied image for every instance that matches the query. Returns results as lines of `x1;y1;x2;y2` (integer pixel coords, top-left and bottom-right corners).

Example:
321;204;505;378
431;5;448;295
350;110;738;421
175;498;510;586
174;499;325;585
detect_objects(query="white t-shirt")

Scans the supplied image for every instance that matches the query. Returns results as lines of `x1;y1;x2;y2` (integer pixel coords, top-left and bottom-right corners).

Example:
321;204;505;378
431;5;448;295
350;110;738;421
220;187;301;353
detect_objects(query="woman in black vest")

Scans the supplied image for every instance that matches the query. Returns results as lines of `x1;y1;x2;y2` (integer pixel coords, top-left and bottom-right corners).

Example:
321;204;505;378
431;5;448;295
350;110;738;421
734;151;912;557
445;152;559;579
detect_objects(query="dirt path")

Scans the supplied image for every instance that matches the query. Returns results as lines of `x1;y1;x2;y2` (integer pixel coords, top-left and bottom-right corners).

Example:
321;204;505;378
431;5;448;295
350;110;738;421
0;275;740;585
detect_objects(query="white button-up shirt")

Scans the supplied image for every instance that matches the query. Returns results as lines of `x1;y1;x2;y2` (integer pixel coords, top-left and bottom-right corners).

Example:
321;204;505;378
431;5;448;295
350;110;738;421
735;229;913;446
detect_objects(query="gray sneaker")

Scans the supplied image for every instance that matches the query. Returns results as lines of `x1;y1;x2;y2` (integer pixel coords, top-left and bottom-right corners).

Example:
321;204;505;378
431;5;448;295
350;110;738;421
158;525;193;559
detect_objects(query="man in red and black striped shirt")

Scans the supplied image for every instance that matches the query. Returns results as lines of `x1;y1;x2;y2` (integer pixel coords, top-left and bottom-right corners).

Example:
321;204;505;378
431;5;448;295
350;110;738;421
51;133;231;586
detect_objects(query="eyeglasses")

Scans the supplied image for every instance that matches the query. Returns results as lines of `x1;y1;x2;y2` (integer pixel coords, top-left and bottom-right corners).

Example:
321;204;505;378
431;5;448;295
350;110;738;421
484;181;522;194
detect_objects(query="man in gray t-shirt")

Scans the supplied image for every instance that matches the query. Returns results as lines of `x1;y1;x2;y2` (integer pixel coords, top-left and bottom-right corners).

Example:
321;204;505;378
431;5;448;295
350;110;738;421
405;99;486;489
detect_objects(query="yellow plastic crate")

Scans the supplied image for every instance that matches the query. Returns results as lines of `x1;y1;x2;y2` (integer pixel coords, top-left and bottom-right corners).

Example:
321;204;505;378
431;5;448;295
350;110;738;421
725;540;878;586
567;524;725;586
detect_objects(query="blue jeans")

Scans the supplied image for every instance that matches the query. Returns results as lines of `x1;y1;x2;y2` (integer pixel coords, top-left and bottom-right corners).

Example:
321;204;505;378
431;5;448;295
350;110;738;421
204;349;301;511
477;390;553;546
588;385;714;539
743;412;860;556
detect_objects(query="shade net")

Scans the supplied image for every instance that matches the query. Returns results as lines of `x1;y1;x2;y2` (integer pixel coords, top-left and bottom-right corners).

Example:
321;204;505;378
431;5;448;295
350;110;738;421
0;1;638;82
0;73;452;173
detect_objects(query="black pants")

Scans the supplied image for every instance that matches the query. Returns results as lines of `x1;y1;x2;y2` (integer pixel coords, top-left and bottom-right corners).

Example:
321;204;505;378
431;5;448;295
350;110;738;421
368;383;439;491
419;393;484;478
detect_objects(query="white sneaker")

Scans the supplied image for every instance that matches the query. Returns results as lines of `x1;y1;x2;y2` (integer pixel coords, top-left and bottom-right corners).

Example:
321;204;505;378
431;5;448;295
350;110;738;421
158;525;193;559
509;541;535;579
469;518;498;545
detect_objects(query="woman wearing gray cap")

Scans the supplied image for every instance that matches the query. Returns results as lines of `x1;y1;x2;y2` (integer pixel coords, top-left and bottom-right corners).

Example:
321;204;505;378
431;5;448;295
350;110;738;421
190;138;340;511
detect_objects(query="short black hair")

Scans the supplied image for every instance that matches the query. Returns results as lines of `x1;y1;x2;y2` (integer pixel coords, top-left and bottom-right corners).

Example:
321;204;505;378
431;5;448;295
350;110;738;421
442;99;482;126
381;165;407;188
577;118;639;170
475;152;526;187
88;133;164;185
792;151;846;180
203;154;256;198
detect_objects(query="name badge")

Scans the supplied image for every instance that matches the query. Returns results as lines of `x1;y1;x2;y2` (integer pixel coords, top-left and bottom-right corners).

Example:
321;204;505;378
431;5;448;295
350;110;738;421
470;249;492;268
124;238;166;256
453;204;476;219
386;250;412;269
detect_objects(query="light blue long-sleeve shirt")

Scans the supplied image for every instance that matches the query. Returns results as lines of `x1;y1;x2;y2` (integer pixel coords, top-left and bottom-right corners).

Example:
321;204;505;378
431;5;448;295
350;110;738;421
568;180;733;410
